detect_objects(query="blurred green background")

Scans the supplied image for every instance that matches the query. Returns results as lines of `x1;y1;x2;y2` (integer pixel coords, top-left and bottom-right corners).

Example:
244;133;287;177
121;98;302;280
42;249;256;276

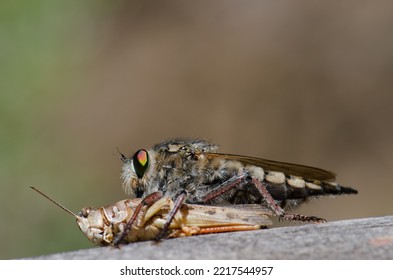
1;1;393;259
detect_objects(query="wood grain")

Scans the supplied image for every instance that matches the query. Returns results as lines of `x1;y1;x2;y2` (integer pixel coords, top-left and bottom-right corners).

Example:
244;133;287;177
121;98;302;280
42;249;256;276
28;215;393;260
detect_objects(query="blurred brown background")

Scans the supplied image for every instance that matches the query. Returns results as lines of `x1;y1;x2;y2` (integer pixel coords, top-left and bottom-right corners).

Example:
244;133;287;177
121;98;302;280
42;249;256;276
1;1;392;259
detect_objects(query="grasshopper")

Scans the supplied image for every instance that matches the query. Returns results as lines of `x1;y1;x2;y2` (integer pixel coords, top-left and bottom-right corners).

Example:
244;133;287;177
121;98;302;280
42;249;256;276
31;187;272;246
119;138;358;243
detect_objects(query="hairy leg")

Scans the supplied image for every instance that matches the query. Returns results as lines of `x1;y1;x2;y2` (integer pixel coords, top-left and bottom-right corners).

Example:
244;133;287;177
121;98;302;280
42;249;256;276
201;174;326;223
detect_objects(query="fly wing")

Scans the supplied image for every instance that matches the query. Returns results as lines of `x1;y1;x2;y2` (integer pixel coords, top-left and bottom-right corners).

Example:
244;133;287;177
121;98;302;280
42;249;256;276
207;153;336;181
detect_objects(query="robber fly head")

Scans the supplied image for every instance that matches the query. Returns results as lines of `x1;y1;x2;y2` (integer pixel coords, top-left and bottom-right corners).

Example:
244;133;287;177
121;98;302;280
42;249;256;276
121;148;157;197
120;138;219;198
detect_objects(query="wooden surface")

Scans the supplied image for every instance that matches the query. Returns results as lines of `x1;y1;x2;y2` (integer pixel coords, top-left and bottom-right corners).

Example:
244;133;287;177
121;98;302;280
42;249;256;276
29;215;393;260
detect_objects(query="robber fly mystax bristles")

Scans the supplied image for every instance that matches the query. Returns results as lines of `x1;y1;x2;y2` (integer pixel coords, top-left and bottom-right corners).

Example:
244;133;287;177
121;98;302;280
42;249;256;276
119;138;358;243
30;187;271;246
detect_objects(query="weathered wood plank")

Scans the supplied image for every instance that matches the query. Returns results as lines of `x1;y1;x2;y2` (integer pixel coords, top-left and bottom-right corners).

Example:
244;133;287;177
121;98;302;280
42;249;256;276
28;215;393;259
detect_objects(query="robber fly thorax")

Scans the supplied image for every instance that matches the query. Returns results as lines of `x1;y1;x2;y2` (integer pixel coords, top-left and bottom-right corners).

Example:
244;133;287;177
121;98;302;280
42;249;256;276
119;138;358;242
31;187;271;246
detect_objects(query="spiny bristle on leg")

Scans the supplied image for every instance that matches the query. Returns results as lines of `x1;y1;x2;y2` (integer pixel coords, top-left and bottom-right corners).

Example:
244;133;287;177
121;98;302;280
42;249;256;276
280;213;327;223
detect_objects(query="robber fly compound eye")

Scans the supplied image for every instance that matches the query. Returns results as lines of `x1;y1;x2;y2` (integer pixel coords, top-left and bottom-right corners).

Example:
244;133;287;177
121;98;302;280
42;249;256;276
132;149;149;178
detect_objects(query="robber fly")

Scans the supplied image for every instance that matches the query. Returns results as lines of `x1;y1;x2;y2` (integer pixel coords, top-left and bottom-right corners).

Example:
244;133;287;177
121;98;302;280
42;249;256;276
118;138;358;244
31;187;271;246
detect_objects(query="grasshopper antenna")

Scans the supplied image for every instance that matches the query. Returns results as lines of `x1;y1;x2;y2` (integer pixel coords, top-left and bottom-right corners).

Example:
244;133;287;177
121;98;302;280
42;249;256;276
30;186;79;219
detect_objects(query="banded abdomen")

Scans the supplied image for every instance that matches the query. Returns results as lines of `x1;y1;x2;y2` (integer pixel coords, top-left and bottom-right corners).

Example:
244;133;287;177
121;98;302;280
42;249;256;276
262;171;358;201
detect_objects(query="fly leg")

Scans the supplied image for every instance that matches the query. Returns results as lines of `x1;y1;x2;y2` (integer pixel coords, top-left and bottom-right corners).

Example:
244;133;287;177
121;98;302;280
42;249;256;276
114;191;163;246
200;174;326;223
154;190;187;241
250;178;326;223
201;174;248;203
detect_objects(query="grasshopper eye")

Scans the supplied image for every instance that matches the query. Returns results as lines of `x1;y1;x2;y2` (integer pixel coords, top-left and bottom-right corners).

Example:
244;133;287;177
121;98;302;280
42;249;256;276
132;149;149;178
